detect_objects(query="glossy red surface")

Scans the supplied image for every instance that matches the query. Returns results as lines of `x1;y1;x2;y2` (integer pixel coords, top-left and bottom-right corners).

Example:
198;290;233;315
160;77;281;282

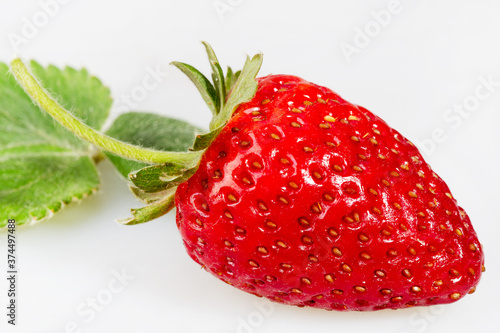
175;75;484;311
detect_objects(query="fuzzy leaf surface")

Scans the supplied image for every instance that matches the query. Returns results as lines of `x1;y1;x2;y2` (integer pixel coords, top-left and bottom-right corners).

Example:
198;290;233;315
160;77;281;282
0;61;112;227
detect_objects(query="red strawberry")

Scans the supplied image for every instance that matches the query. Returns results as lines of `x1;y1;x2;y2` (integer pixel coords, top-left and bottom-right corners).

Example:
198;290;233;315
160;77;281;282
170;45;484;311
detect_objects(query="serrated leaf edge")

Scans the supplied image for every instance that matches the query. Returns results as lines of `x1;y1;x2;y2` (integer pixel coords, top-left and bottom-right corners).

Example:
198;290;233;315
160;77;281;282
0;187;98;230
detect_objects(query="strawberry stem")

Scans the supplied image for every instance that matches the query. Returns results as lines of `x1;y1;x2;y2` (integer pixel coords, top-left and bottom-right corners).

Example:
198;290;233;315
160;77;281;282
10;58;203;166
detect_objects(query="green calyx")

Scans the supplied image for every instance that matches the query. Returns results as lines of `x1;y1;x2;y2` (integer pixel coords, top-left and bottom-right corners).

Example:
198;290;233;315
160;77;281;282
172;42;263;151
9;42;262;225
127;43;262;224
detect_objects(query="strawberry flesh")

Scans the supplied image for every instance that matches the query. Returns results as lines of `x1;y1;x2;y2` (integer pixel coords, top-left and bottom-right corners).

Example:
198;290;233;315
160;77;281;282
175;75;484;311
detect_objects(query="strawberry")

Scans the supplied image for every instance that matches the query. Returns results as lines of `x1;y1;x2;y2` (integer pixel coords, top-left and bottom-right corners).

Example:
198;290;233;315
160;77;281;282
172;44;484;311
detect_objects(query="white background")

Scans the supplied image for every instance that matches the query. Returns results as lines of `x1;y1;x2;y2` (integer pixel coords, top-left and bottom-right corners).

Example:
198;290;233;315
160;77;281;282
1;0;499;332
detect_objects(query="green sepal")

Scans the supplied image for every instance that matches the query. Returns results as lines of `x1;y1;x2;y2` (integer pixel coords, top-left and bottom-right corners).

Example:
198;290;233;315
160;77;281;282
214;53;263;129
129;162;197;193
179;48;263;152
202;42;226;113
170;62;218;115
129;186;172;204
211;62;226;112
225;67;241;93
190;127;223;151
118;189;176;225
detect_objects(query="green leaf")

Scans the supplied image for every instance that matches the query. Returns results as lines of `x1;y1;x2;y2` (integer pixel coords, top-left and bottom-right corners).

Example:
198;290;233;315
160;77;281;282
0;61;112;227
118;190;176;225
30;61;111;131
171;62;218;115
104;112;203;178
